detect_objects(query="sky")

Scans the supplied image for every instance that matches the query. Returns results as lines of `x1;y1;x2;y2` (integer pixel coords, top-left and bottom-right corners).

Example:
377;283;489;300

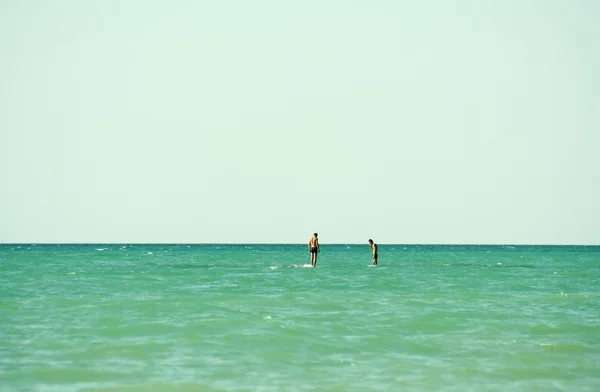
1;0;599;244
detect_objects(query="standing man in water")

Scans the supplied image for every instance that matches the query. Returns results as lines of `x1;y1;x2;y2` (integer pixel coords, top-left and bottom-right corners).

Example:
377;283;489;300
308;233;320;267
368;239;378;265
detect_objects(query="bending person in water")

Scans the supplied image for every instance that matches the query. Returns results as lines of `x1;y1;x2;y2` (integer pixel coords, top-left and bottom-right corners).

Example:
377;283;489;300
308;233;320;267
368;239;378;265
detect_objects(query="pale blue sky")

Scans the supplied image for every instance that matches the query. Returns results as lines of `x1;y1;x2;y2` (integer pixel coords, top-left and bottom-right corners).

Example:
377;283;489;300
1;1;598;244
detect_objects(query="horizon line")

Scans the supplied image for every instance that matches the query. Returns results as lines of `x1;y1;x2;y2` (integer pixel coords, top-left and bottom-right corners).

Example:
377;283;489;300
1;242;598;247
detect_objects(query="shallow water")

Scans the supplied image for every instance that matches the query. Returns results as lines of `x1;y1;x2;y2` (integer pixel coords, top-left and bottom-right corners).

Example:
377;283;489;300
1;244;599;391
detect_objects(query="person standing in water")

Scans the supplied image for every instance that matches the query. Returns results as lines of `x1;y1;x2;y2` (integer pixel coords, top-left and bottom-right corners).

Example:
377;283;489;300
308;233;320;267
368;239;378;265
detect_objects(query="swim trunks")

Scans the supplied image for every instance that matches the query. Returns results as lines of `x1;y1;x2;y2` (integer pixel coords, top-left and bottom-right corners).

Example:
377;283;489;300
310;247;318;254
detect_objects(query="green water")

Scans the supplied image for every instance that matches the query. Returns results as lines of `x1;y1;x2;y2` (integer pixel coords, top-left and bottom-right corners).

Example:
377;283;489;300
1;244;599;391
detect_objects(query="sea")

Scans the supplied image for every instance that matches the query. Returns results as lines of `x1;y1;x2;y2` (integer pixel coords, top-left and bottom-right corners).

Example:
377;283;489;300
1;244;599;392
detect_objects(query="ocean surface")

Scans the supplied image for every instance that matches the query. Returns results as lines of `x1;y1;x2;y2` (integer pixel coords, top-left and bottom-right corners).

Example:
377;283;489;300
1;244;599;392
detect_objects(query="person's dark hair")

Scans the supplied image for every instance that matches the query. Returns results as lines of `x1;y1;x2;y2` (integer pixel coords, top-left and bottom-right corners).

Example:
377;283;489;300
368;239;373;243
314;233;318;237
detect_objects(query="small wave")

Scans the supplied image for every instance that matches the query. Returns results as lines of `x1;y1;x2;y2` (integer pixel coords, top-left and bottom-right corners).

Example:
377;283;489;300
291;264;313;268
95;248;107;251
147;252;153;255
268;266;278;270
539;342;587;352
67;272;76;275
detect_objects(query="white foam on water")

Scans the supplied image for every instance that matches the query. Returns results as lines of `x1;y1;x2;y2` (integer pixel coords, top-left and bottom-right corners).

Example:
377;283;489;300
67;272;76;275
147;252;153;255
268;266;278;270
263;315;271;320
95;248;106;251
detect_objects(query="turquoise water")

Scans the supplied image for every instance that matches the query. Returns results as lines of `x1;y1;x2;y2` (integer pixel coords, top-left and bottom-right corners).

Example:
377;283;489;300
1;244;599;391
